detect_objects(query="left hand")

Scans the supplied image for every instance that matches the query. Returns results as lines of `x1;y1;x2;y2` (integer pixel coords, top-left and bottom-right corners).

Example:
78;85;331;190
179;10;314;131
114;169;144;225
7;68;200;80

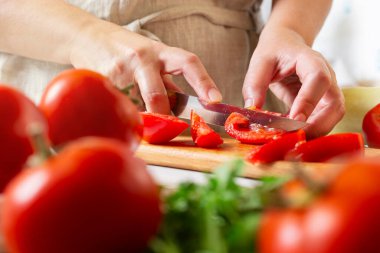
242;27;345;138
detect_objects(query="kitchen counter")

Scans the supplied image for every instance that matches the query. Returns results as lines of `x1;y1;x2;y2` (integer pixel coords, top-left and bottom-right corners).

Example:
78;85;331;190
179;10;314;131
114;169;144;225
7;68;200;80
147;164;260;189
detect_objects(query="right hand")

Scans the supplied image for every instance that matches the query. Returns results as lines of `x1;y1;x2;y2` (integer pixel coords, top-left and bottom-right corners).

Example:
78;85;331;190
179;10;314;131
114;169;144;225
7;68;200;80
69;21;222;114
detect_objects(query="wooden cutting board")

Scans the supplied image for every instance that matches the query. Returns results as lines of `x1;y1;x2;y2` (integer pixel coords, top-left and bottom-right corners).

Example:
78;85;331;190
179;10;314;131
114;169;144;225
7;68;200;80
136;136;380;180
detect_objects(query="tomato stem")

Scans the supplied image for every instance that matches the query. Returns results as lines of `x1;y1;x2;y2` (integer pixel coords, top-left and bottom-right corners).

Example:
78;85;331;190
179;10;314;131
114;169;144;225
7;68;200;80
273;163;328;209
27;122;54;166
293;162;326;194
120;83;142;106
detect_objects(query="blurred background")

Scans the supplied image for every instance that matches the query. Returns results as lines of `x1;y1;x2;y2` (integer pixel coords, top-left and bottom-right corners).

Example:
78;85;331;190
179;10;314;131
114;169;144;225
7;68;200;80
262;0;380;135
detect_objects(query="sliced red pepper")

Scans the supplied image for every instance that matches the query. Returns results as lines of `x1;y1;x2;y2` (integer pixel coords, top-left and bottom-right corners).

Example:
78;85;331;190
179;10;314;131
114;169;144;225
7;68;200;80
247;129;306;163
224;112;285;144
191;110;223;148
285;133;365;162
141;112;189;144
246;106;286;117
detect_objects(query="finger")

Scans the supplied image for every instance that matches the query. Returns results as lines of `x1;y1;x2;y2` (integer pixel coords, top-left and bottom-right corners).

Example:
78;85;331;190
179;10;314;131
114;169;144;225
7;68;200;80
134;64;170;114
162;74;183;93
289;55;332;121
268;75;302;108
159;47;222;103
106;65;134;90
304;92;345;138
304;71;345;138
242;55;276;108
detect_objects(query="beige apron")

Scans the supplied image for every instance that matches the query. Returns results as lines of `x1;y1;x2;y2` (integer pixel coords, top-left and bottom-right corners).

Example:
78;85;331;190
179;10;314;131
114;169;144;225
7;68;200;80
0;0;263;107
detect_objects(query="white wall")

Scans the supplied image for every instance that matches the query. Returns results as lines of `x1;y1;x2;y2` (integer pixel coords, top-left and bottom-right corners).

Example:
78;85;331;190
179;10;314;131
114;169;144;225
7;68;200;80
314;0;380;87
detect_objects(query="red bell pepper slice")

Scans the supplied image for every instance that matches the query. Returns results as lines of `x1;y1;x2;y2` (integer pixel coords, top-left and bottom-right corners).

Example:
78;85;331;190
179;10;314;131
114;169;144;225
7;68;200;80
191;111;223;148
247;129;306;163
141;112;189;144
285;133;365;162
246;106;286;117
224;112;285;144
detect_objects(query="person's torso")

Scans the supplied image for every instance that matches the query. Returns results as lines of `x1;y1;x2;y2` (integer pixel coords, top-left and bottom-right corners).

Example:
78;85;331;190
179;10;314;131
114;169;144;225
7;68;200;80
0;0;262;106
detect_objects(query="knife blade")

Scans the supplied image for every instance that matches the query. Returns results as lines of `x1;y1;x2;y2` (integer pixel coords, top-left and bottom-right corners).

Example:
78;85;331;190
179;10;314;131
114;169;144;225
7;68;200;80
170;92;308;131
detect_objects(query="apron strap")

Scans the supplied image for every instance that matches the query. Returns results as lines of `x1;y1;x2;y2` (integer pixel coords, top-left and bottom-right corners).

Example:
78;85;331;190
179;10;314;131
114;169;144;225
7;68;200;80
124;5;260;41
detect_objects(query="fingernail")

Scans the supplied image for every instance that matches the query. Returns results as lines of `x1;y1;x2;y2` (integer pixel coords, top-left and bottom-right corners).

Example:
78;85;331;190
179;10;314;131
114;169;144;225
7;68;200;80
294;113;306;122
208;88;222;102
244;99;254;108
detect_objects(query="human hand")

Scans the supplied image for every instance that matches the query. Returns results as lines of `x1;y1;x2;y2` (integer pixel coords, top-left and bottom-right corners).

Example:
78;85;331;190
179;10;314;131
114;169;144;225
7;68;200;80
69;21;222;114
243;27;345;138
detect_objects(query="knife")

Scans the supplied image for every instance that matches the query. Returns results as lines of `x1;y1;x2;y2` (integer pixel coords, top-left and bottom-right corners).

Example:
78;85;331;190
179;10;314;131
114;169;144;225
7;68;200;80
170;92;308;131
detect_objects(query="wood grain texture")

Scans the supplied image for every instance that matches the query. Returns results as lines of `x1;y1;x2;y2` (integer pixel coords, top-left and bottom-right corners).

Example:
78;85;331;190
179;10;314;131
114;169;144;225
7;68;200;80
136;136;380;180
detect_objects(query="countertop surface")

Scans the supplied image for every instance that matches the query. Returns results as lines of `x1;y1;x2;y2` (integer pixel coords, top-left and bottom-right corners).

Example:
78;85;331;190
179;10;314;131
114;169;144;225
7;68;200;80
147;164;260;189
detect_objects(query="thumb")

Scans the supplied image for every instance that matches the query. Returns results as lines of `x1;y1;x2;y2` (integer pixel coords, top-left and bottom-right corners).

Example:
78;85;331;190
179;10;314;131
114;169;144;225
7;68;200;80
242;56;276;108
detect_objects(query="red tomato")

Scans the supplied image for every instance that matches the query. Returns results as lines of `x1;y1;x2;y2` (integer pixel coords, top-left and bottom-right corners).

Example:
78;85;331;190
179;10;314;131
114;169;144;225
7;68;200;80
285;133;364;162
224;112;285;144
39;69;143;151
1;137;162;253
362;103;380;148
0;85;48;192
190;110;223;148
258;158;380;253
141;112;189;144
247;130;306;163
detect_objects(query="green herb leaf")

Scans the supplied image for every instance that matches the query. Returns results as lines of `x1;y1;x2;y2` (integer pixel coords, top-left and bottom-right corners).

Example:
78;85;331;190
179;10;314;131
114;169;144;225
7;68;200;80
147;159;289;253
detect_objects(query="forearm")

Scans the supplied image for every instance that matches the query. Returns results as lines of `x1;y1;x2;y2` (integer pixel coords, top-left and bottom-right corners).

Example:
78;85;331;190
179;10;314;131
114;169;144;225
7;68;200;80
263;0;332;45
0;0;113;64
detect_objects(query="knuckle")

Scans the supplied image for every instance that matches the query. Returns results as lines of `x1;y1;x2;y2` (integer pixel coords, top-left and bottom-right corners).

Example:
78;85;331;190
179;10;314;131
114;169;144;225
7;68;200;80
300;48;322;60
129;42;159;66
105;59;134;87
144;91;166;105
299;98;316;115
251;53;274;65
311;50;324;59
130;47;148;62
184;53;200;66
309;69;331;86
112;58;128;74
336;102;346;119
196;73;210;85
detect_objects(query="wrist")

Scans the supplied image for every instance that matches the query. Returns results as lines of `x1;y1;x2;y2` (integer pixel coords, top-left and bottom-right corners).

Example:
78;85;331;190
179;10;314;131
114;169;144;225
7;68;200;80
259;25;308;48
265;0;332;47
68;18;121;66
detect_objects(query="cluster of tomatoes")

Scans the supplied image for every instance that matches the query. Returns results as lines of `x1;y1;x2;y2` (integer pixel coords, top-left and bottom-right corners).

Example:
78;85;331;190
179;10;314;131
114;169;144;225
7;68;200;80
0;69;161;253
258;157;380;253
2;67;380;253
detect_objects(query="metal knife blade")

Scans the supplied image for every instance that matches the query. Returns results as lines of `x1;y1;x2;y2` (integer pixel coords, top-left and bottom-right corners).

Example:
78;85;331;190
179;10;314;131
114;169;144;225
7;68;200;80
170;92;308;131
